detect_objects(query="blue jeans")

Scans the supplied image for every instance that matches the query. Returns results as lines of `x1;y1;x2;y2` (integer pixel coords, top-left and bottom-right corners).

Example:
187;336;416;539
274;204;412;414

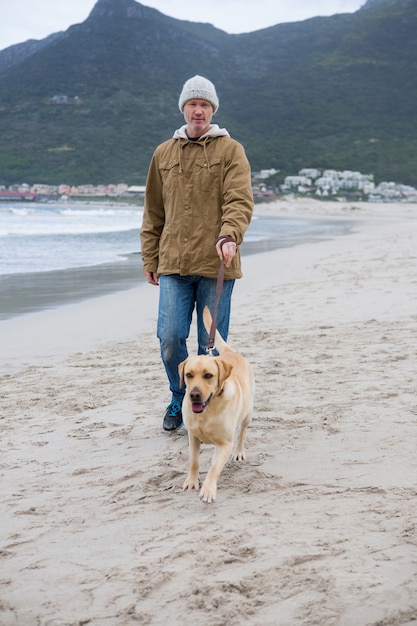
157;274;235;405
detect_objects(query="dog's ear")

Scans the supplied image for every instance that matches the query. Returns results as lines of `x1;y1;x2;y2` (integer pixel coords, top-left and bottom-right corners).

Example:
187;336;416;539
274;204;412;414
215;359;233;395
178;359;187;388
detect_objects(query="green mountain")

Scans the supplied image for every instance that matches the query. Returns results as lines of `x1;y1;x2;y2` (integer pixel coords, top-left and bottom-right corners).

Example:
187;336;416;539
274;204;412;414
0;0;416;187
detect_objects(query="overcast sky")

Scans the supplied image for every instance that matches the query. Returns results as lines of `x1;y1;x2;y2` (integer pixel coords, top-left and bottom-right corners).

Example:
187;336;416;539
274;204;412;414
0;0;365;51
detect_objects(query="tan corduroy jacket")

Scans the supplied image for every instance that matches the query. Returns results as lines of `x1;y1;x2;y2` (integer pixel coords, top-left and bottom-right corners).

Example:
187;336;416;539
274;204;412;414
140;124;253;280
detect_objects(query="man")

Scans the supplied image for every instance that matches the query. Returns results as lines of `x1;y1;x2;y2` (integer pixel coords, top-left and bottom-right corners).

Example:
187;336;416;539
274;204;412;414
141;75;253;431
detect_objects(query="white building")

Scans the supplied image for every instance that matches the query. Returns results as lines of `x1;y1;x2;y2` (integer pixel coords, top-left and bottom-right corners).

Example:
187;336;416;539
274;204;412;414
299;168;321;180
282;175;312;193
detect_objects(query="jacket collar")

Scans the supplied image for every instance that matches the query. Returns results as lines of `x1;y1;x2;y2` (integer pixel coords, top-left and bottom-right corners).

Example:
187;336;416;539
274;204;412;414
172;124;230;140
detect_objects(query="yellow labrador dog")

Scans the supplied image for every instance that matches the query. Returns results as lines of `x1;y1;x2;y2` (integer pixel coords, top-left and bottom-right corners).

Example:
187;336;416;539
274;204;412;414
179;306;255;503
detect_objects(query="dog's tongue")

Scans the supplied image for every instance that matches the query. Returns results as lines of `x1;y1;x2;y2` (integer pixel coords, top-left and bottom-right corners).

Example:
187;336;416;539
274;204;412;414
192;402;205;413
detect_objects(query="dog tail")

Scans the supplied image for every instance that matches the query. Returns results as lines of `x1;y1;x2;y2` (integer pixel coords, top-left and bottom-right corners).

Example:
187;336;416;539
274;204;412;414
203;305;229;354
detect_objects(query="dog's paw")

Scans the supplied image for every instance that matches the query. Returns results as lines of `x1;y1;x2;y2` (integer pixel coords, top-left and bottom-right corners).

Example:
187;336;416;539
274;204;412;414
182;475;199;491
234;448;246;461
199;481;217;504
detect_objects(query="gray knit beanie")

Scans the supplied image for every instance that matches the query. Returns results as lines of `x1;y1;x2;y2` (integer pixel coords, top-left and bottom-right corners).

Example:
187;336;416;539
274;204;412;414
178;75;219;113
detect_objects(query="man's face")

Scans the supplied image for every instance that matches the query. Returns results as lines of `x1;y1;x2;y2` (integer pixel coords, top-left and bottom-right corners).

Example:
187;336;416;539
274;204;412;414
183;98;214;137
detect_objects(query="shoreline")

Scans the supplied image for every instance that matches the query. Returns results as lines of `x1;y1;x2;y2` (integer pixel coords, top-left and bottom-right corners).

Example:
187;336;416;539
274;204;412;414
1;198;417;624
1;206;363;374
1;199;415;375
0;212;356;321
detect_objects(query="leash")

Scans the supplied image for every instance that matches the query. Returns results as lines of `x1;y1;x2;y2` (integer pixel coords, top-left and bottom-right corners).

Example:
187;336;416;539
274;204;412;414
207;259;225;355
207;235;235;355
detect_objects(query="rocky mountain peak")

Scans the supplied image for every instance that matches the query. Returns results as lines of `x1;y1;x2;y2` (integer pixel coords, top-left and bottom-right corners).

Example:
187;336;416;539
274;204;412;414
87;0;158;20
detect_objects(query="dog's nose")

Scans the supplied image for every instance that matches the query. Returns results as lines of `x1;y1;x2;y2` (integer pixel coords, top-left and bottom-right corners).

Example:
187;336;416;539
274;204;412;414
190;388;202;403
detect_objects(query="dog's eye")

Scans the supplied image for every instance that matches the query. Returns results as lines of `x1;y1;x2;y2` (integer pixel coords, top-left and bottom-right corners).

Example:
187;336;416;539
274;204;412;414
203;373;213;379
185;373;194;379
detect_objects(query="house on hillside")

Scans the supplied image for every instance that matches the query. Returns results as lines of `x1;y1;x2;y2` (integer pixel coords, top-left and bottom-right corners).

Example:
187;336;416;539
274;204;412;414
48;95;69;105
299;168;321;180
281;175;312;194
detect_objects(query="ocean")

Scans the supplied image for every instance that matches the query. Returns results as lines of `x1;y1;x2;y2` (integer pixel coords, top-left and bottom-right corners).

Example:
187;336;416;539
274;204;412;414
0;201;354;319
0;203;140;275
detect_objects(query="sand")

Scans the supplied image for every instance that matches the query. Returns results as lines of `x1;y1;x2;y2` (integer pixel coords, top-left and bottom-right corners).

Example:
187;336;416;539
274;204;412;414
1;198;417;625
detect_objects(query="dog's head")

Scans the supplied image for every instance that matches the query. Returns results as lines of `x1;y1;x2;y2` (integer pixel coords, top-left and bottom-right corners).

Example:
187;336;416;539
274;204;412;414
178;355;233;414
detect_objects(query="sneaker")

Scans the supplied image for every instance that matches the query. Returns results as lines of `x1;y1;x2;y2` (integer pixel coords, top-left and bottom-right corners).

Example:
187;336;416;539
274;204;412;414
162;400;183;431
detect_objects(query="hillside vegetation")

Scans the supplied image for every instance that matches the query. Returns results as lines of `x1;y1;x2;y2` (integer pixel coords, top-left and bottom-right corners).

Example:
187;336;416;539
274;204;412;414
0;0;416;186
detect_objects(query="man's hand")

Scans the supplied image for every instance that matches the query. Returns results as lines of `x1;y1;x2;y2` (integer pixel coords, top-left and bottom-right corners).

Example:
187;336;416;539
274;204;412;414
216;236;237;268
144;271;159;285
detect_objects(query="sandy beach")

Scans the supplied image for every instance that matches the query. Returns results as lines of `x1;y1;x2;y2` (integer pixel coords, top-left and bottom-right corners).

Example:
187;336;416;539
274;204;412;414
1;198;417;625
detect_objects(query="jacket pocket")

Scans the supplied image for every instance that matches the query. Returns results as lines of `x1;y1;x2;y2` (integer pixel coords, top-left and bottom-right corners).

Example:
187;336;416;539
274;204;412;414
195;158;221;192
159;159;180;195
